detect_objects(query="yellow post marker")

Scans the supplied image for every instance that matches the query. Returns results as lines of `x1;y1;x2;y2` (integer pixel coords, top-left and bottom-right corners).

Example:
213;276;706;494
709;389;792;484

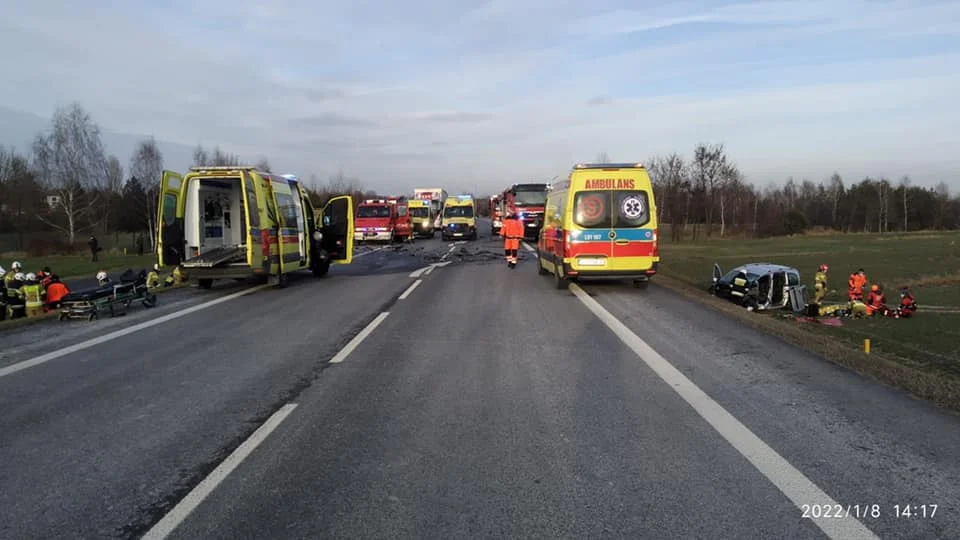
864;339;871;354
124;248;127;255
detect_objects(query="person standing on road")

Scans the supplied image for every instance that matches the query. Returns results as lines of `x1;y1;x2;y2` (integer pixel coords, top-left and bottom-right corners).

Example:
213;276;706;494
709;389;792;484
500;209;523;268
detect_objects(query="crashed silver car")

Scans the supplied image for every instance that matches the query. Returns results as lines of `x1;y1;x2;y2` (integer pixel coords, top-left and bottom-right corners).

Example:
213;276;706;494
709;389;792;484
710;262;801;311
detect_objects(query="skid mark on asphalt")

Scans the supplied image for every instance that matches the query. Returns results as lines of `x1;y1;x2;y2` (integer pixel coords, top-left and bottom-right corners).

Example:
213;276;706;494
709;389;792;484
569;283;879;540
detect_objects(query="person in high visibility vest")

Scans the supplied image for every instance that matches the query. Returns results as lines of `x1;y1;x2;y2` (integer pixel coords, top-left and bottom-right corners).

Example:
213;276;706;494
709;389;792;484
499;209;524;268
146;264;162;290
3;261;22;288
5;272;26;319
21;272;45;318
813;264;829;304
44;275;70;310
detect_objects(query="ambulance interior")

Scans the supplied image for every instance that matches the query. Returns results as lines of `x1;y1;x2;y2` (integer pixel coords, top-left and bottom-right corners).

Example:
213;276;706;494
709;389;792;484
183;177;247;262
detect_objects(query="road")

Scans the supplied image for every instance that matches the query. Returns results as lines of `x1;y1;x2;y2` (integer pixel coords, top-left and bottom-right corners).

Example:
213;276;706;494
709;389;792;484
1;218;958;539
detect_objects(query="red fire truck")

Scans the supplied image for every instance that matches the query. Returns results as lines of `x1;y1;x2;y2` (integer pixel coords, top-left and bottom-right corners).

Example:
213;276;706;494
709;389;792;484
390;197;415;243
489;195;503;235
501;183;550;240
354;199;397;243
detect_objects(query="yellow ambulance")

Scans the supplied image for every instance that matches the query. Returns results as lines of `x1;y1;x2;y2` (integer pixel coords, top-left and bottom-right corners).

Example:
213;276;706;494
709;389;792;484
536;162;659;289
156;166;354;288
440;195;477;241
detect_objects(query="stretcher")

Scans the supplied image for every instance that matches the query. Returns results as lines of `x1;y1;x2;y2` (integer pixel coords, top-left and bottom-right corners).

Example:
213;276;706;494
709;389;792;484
59;270;158;321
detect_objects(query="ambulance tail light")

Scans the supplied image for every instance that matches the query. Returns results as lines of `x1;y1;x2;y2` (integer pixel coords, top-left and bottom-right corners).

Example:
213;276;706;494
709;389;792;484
563;230;572;259
261;229;270;258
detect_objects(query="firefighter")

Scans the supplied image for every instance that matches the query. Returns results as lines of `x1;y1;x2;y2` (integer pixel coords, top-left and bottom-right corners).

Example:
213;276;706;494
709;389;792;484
3;261;23;288
500;209;523;268
813;264;829;304
22;273;45;318
893;287;917;318
6;272;26;319
147;264;162;290
40;266;54;288
865;284;887;316
847;268;866;301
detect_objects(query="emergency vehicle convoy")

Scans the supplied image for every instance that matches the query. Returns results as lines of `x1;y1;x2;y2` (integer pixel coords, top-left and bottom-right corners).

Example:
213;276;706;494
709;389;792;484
157;166;354;289
536;162;659;290
354;199;397;243
500;183;550;240
489;195;503;236
440;195;478;241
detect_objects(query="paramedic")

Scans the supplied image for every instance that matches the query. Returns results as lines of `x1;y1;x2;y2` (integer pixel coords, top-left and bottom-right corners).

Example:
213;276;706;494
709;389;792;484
813;264;829;304
847;268;867;301
22;273;45;318
500;209;523;268
865;284;887;316
45;275;70;310
6;272;26;319
40;266;53;288
147;264;162;290
3;261;23;287
895;287;917;318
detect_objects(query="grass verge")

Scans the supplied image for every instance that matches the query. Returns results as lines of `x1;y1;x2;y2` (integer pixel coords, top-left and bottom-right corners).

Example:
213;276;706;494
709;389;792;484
1;253;159;281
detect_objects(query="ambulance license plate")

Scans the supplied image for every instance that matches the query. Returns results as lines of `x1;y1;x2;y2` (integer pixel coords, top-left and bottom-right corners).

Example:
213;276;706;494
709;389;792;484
578;257;606;266
454;233;463;236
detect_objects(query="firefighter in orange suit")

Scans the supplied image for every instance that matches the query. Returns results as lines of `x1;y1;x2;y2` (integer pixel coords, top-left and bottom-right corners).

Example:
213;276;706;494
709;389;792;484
500;209;523;268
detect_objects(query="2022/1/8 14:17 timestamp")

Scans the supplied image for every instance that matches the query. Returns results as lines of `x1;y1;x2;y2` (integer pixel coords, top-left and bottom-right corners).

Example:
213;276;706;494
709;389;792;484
801;504;938;519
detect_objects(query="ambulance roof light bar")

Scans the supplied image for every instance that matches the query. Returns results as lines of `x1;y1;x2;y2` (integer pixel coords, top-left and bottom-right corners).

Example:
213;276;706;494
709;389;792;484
189;165;259;172
362;199;388;204
573;162;644;169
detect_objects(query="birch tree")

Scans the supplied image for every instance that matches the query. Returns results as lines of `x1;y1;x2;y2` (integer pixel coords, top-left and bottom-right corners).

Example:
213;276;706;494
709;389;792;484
31;103;108;245
129;137;164;250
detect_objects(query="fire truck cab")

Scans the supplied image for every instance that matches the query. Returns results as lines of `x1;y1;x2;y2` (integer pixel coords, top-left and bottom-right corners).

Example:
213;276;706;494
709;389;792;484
354;199;397;243
502;183;550;241
392;197;416;243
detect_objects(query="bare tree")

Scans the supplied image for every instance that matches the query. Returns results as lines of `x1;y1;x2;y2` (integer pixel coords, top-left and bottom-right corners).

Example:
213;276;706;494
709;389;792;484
129;137;164;249
595;152;610;163
899;175;911;231
717;161;742;237
647;153;687;242
256;157;272;172
192;144;209;167
31;103;108;245
691;143;726;237
828;172;843;228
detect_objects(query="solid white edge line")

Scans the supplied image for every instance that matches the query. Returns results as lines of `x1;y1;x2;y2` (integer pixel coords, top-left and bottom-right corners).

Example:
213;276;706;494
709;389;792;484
328;312;390;364
141;403;299;540
521;241;535;252
398;279;423;300
569;283;879;540
0;284;271;380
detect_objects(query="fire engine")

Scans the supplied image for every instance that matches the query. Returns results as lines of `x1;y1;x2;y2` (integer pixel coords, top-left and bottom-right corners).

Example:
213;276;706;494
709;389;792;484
501;183;551;240
354;199;397;243
489;195;503;235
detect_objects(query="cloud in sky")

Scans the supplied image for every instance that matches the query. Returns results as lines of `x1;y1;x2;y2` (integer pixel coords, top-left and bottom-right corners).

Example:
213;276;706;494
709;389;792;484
1;0;959;195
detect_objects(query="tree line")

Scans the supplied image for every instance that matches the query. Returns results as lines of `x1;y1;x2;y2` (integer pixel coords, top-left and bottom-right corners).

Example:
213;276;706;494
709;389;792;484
644;144;959;241
0;103;376;255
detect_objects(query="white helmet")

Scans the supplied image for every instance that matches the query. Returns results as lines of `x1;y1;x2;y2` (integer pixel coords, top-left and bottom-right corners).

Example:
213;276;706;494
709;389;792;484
12;261;22;270
14;272;25;281
153;263;160;271
96;271;107;281
25;272;37;281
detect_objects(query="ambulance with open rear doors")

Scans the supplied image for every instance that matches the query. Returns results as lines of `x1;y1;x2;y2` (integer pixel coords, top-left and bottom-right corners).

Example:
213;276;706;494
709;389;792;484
156;166;354;288
536;162;659;289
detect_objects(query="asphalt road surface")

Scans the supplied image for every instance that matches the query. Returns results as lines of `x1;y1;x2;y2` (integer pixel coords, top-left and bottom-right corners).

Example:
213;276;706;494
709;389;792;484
1;218;958;539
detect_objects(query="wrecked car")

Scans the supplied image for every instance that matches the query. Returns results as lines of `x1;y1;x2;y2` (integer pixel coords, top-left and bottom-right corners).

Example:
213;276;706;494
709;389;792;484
711;262;801;311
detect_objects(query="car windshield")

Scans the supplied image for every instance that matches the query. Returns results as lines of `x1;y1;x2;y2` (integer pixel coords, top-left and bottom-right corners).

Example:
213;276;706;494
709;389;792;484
513;190;547;206
357;206;390;218
444;206;474;218
397;206;408;217
409;207;429;218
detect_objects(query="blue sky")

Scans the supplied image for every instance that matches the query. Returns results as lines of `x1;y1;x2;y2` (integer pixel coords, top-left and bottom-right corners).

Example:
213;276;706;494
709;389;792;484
1;0;958;195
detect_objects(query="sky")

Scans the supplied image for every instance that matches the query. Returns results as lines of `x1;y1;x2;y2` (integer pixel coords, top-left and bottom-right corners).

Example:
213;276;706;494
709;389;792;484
2;0;959;196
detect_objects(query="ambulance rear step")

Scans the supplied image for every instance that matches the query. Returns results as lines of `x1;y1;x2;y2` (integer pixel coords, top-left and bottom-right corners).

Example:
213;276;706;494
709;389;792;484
181;246;246;268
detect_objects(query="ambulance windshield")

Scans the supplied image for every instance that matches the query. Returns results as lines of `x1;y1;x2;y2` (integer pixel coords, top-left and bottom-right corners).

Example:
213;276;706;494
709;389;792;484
444;206;474;218
409;207;429;218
